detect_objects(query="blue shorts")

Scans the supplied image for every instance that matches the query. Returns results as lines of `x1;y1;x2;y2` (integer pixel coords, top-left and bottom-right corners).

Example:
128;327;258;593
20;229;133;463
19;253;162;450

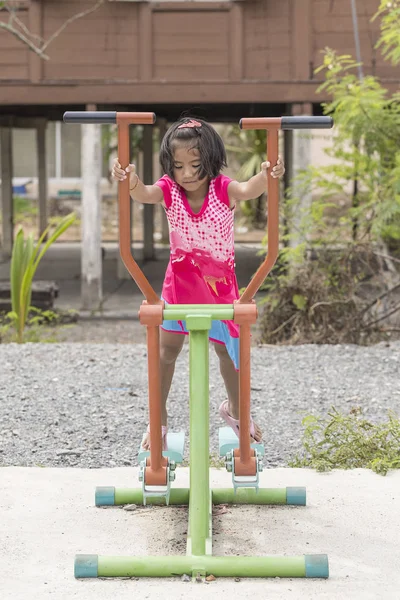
161;303;239;370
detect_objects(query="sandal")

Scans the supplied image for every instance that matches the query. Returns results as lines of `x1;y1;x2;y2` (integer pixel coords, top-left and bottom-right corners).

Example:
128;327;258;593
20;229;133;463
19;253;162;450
141;424;168;451
219;400;258;441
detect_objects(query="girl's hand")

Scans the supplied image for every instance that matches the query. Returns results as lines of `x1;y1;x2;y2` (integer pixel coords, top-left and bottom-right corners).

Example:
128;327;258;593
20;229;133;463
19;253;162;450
111;158;138;187
261;156;285;179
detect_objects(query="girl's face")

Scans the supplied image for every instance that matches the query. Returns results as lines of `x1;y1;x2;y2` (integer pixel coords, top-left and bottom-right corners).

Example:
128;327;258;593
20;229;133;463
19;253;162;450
172;143;208;193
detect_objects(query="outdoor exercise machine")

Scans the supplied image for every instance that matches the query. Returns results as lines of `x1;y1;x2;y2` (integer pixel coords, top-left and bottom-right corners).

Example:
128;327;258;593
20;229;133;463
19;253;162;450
63;110;333;580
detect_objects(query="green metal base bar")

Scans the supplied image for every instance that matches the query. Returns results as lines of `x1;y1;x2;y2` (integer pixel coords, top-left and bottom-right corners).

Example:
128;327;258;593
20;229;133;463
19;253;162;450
95;487;190;506
212;487;306;506
75;554;329;579
95;487;306;507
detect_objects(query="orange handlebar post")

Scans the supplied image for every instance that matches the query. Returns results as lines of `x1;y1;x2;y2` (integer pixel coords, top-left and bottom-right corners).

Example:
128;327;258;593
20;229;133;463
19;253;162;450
63;110;159;303
117;121;161;305
117;112;156;125
239;122;280;304
238;115;333;303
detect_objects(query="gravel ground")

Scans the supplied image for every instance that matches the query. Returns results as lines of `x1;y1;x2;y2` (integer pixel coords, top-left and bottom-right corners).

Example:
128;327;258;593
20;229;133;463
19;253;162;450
1;330;399;469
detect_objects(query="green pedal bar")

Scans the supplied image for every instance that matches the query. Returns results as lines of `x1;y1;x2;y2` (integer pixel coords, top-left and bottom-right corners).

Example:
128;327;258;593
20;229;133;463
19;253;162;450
163;306;234;321
95;487;306;507
95;487;190;506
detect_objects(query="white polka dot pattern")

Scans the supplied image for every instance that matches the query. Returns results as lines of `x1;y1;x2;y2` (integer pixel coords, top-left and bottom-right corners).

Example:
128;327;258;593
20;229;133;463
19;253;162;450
166;177;235;268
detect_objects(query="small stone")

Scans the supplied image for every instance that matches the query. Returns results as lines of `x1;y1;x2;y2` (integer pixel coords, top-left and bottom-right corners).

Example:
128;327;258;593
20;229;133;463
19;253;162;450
234;577;241;582
123;504;137;511
181;574;190;582
56;450;82;457
206;574;216;582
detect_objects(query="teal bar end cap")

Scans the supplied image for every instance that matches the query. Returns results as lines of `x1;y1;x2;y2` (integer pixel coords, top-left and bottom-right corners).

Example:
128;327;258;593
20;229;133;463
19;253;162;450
305;554;329;578
286;486;306;506
95;486;115;506
75;554;99;578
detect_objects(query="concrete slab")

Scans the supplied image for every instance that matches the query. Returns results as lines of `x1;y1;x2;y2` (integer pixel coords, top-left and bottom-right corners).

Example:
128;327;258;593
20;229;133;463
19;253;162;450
1;467;399;600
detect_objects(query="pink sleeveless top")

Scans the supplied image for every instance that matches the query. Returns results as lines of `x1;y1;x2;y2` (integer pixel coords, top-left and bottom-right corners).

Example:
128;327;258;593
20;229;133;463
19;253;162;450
155;175;240;333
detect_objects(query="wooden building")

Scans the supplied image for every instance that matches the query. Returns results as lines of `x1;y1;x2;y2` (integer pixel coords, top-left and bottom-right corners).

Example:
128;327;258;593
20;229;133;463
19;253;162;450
0;0;399;307
0;0;397;112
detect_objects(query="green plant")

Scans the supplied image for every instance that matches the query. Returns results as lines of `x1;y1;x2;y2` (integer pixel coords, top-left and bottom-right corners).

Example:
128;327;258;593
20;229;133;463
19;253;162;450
0;308;64;343
373;0;400;66
14;195;38;220
8;212;76;343
288;406;400;476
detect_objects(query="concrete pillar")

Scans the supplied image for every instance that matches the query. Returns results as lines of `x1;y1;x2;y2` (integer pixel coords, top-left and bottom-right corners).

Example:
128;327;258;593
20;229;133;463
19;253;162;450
0;125;14;257
142;125;155;261
81;106;102;310
36;119;48;238
288;103;313;251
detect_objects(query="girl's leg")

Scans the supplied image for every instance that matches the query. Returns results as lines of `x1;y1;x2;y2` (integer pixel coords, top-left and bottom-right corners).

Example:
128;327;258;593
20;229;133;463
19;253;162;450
213;342;262;442
141;329;185;450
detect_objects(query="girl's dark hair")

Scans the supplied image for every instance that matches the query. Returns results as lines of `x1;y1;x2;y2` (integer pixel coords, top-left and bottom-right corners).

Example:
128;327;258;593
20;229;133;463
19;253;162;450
159;117;227;180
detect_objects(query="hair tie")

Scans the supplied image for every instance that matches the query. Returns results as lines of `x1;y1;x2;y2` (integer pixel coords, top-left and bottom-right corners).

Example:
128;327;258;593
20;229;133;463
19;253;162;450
177;119;202;129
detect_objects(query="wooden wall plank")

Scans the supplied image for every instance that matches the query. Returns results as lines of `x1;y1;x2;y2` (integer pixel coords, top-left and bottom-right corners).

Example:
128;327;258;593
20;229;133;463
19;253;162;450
291;0;312;80
0;49;30;65
40;47;138;66
44;64;140;79
311;0;383;73
139;2;152;80
154;34;225;51
230;2;243;81
153;10;229;75
244;0;291;80
0;65;29;79
153;66;228;80
0;8;29;79
29;0;43;82
3;80;400;105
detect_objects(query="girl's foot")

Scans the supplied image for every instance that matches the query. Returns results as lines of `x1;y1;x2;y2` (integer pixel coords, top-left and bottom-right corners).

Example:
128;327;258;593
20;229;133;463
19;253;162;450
141;425;168;451
219;400;262;443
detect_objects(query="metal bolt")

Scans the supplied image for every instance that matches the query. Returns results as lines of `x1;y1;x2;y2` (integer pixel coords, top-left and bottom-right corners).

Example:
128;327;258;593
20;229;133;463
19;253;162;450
169;470;176;482
226;463;233;472
138;469;144;482
169;461;176;471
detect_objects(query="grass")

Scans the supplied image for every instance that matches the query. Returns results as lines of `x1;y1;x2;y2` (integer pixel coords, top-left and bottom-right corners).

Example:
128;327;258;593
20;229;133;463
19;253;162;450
288;406;400;476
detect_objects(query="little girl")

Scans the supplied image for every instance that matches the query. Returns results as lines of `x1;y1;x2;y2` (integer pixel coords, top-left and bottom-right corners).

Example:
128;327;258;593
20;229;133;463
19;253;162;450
111;118;285;450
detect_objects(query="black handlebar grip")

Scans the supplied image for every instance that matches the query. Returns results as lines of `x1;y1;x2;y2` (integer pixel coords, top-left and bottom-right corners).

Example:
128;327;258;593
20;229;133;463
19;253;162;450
63;111;117;124
281;116;333;129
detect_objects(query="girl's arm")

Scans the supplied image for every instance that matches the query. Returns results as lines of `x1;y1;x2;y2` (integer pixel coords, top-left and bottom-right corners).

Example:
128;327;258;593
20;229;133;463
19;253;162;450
112;159;163;205
227;157;285;208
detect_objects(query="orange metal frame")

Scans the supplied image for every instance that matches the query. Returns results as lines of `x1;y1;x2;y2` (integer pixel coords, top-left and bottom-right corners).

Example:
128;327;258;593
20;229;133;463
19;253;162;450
116;114;282;482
